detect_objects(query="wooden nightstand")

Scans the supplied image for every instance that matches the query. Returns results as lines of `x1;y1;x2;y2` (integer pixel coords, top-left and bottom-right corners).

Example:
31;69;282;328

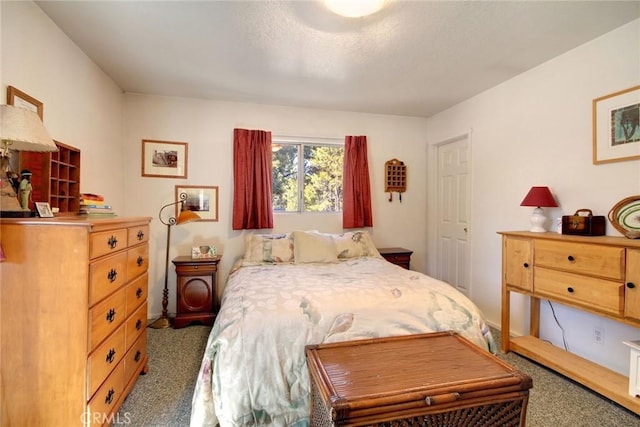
377;247;413;270
172;255;221;328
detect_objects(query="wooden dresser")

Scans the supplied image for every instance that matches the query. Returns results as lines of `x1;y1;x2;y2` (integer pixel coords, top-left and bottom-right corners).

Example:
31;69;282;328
499;231;640;415
1;216;151;426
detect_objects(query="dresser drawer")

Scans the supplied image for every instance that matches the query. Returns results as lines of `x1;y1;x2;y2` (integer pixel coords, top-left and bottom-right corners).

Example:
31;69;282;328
87;361;125;427
127;225;149;247
90;252;128;306
87;324;126;399
126;302;148;349
126;244;149;282
124;331;147;382
535;267;624;316
534;240;624;280
89;288;127;350
126;273;148;317
90;229;128;260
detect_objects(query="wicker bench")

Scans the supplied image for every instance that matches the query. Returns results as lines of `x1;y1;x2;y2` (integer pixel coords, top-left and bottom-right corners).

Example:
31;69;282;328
306;331;532;427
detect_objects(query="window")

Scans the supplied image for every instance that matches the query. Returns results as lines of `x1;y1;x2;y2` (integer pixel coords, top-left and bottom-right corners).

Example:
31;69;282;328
272;136;344;212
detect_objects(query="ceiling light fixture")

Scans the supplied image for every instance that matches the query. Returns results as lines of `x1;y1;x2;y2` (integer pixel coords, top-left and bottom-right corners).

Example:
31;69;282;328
324;0;386;18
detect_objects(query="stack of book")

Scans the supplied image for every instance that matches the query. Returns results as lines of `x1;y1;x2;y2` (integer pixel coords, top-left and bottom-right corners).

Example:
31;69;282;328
79;193;117;216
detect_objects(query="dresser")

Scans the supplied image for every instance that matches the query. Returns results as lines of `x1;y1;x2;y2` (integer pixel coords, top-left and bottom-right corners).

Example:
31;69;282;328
499;231;640;415
1;216;151;426
172;255;221;328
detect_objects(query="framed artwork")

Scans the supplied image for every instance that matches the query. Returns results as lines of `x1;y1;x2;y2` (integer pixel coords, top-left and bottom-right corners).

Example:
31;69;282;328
593;85;640;164
141;139;188;178
35;202;54;218
7;86;44;119
175;185;219;222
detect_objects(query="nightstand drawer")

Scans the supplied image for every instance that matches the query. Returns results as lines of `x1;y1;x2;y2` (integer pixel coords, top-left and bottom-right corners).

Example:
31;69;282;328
377;247;413;270
535;267;624;316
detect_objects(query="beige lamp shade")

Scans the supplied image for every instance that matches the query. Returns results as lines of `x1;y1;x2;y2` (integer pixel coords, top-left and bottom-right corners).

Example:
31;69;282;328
0;105;58;154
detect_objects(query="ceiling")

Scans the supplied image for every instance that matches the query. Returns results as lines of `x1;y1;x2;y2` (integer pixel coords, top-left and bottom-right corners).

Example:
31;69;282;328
36;1;640;118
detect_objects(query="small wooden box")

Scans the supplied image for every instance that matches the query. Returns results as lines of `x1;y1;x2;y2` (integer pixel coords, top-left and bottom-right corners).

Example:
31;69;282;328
306;332;532;427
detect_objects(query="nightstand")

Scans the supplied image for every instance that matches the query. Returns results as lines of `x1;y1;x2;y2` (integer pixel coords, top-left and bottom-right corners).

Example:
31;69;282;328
377;247;413;270
172;255;221;328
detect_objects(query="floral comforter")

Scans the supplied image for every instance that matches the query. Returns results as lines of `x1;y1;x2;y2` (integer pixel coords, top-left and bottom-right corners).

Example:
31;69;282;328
190;257;496;427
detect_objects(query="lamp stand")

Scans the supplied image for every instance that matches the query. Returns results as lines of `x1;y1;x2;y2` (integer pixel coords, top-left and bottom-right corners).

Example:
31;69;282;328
529;207;548;232
149;221;173;329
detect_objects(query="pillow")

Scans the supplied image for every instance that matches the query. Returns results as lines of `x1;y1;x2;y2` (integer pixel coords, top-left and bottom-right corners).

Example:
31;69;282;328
333;230;380;259
243;233;294;264
292;231;338;264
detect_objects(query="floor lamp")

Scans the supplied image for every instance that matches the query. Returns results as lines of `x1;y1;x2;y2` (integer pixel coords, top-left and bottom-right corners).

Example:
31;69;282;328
149;192;201;329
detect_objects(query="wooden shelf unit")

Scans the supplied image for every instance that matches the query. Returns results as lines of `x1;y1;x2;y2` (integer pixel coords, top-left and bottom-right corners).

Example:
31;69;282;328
20;140;81;213
499;231;640;415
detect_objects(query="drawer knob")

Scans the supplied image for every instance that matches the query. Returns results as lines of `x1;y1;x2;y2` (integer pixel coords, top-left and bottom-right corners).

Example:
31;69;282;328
107;236;118;249
134;350;142;362
105;388;115;405
136;319;143;330
106;348;116;364
567;255;575;261
106;308;116;323
137;230;145;241
136;287;143;298
567;287;575;293
137;256;144;267
107;268;118;283
523;262;529;268
628;282;636;289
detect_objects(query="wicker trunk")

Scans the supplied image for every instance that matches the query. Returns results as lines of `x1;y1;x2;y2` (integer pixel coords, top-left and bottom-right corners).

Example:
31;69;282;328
306;331;532;427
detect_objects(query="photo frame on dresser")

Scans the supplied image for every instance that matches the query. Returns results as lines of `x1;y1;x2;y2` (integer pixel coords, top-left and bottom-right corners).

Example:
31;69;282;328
175;185;219;222
7;86;44;119
35;202;53;218
593;85;640;164
141;139;188;178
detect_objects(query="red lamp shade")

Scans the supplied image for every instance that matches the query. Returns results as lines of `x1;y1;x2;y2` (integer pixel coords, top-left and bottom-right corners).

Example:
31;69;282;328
520;186;558;208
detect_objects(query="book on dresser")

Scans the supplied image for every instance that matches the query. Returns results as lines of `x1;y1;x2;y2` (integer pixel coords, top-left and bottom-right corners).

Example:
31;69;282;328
0;216;151;426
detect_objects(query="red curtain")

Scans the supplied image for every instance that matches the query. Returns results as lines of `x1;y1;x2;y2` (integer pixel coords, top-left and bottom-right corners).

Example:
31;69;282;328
232;128;274;230
343;135;373;228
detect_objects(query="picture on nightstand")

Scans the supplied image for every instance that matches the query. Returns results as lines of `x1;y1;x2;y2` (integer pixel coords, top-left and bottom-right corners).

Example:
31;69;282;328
192;245;217;259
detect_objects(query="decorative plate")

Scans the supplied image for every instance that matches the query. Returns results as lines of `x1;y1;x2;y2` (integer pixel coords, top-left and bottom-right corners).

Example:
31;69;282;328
609;196;640;239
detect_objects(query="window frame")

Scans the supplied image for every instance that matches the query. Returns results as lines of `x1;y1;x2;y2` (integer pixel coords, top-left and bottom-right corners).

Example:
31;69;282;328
272;135;344;213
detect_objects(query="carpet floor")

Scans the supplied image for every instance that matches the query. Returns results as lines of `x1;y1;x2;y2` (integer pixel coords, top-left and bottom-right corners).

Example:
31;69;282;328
118;326;640;426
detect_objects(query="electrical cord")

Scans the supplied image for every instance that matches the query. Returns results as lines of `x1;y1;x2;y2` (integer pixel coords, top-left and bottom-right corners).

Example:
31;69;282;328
547;300;569;351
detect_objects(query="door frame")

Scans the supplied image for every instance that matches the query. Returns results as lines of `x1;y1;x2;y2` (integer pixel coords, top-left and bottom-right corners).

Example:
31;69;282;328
426;131;473;289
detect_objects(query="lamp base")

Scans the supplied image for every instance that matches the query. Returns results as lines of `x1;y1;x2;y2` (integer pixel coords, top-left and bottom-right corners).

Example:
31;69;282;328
148;315;172;329
529;207;548;233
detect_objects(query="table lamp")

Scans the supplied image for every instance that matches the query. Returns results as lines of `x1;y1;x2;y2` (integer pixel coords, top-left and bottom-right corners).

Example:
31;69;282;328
0;105;58;217
520;186;558;232
149;192;201;329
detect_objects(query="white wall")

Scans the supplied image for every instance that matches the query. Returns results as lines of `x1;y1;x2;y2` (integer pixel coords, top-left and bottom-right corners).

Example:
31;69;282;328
123;94;430;319
427;20;640;374
1;1;124;207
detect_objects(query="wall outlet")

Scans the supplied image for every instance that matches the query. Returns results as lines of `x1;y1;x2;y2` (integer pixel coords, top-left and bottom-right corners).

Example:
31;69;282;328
593;326;604;345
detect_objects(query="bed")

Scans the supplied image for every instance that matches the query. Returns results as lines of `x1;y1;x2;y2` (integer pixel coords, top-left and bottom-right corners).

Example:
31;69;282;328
190;230;496;427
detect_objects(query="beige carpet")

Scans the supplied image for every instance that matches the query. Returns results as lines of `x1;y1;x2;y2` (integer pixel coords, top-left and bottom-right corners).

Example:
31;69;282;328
118;326;640;426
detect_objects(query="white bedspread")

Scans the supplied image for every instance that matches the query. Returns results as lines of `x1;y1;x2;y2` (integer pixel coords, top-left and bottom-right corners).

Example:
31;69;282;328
190;257;496;427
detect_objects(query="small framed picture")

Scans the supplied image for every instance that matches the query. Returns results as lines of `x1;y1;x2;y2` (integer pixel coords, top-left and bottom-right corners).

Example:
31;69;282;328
175;185;219;222
35;202;54;218
141;139;188;178
593;85;640;164
7;86;44;119
192;245;218;259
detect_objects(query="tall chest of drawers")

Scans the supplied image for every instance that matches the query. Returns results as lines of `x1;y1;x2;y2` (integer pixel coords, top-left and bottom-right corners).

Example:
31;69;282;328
499;231;640;415
0;216;151;426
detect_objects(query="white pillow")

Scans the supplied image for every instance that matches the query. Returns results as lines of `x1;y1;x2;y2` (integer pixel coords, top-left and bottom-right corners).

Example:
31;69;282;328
292;231;338;263
333;230;380;259
243;233;294;264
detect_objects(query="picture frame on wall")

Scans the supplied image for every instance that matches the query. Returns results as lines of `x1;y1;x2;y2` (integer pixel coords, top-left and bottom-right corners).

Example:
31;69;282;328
593;85;640;165
7;86;44;119
175;185;219;222
141;139;188;178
